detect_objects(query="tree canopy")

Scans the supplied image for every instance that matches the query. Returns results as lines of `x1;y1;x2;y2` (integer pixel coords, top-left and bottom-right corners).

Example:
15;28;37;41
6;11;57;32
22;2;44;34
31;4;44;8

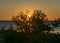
12;10;52;33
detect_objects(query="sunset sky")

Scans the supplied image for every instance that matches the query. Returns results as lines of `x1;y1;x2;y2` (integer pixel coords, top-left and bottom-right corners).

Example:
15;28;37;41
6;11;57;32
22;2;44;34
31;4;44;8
0;0;60;20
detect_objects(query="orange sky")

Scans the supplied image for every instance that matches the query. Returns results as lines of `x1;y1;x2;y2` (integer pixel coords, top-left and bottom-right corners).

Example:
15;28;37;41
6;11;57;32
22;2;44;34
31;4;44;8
0;0;60;20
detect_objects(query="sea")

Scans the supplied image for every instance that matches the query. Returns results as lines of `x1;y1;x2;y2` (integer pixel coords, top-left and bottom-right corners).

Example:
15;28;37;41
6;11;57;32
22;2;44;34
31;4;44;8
0;21;17;30
0;21;60;33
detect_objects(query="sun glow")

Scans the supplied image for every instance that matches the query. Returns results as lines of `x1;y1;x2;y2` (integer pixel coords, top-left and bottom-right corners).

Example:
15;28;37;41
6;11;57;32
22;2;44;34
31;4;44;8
27;10;33;17
27;14;31;18
25;10;33;21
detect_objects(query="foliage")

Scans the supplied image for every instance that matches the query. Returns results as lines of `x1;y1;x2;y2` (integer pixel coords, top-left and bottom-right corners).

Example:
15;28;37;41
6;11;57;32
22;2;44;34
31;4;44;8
12;10;52;33
11;10;53;43
0;30;60;43
52;18;60;27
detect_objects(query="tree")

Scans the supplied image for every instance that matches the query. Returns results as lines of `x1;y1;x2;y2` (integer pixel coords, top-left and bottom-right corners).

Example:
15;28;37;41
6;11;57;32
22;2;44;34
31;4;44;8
11;10;52;43
31;10;48;33
12;10;52;33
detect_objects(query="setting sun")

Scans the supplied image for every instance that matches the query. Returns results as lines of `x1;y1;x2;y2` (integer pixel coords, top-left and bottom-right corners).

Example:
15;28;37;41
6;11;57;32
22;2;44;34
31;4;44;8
27;14;31;18
27;10;33;17
25;10;33;21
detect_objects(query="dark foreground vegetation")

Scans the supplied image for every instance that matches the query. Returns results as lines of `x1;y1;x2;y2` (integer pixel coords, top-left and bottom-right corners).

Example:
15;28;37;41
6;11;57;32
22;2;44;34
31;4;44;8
0;10;60;43
0;30;60;43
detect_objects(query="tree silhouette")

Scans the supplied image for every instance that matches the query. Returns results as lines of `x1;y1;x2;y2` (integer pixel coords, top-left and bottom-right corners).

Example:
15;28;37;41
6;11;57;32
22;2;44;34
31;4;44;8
11;10;53;43
12;10;52;33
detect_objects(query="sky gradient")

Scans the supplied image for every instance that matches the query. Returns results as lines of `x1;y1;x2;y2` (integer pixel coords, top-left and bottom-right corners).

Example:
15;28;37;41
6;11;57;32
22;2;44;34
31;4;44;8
0;0;60;20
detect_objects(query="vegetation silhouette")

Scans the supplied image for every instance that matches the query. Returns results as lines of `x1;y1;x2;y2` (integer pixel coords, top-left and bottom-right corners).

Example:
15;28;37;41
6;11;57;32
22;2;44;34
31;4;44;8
12;10;52;33
52;18;60;27
0;10;60;43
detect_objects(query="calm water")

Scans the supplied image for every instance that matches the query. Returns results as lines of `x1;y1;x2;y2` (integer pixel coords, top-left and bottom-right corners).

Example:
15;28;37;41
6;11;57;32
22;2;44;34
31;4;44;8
0;21;17;30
